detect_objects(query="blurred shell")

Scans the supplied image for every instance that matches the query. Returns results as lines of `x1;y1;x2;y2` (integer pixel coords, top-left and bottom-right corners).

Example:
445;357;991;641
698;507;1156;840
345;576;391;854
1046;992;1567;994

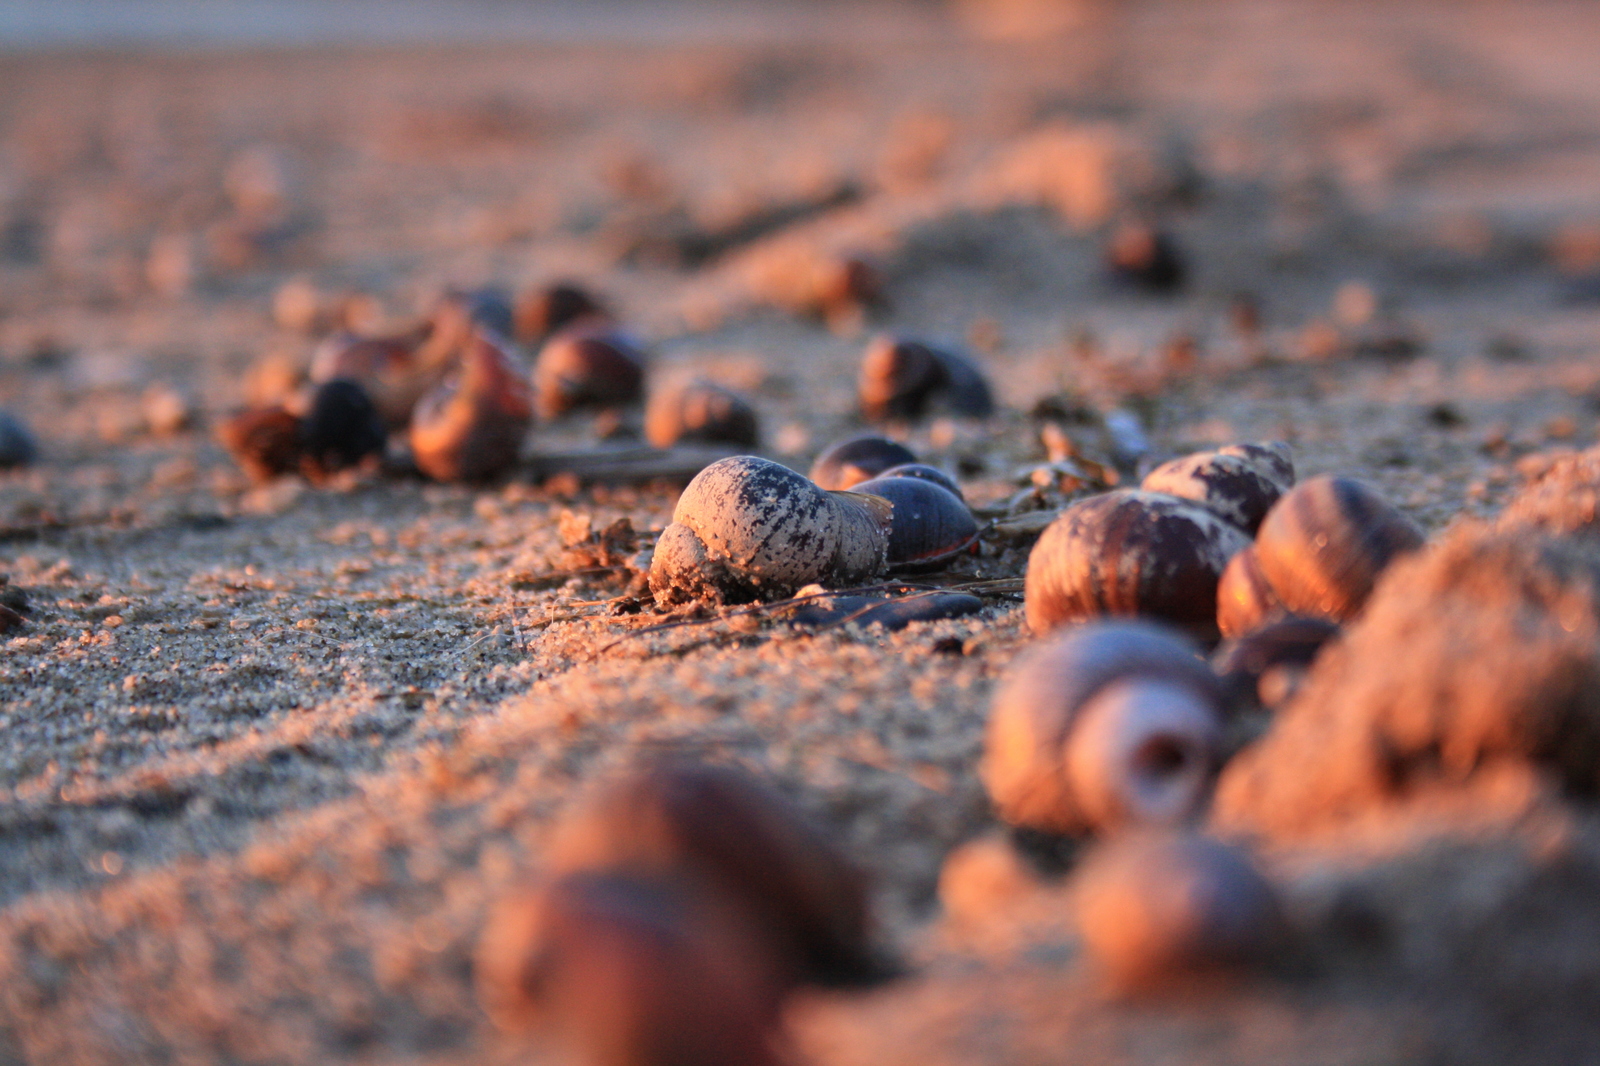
308;329;433;429
476;872;784;1066
297;378;387;482
419;286;514;369
0;410;38;468
1254;475;1424;622
644;380;759;449
649;456;891;605
1140;451;1285;534
217;407;302;483
851;474;979;571
810;434;918;491
1215;544;1286;639
1075;833;1282;989
547;762;881;987
877;462;964;500
983;621;1224;835
409;333;533;481
1024;490;1250;636
1212;615;1341;713
514;280;610;346
534;325;647;418
858;335;994;422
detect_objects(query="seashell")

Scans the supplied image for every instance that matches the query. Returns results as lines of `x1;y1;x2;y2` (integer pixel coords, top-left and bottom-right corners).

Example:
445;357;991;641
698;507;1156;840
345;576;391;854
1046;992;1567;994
514;280;610;346
809;434;918;491
533;324;648;419
0;410;38;468
1105;219;1185;293
476;871;785;1065
308;329;433;429
409;333;533;482
1216;441;1294;493
297;378;387;482
644;379;759;449
1074;833;1282;990
1212;615;1340;713
649;456;891;606
1214;544;1287;639
1024;490;1251;636
547;761;882;987
1253;475;1424;623
1140;450;1286;534
217;407;303;483
876;462;964;500
983;621;1225;836
858;335;994;422
851;475;979;571
418;286;515;369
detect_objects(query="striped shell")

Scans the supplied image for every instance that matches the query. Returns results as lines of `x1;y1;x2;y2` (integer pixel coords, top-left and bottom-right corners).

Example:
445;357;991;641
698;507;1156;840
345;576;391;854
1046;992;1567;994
851;475;978;571
1140;451;1286;534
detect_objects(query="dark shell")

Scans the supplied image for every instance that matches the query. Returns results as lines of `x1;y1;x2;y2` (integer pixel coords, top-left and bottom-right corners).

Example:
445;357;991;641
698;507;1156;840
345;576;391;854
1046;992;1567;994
1215;544;1286;639
782;590;984;630
534;325;648;418
217;407;302;482
1212;615;1341;713
852;475;978;570
1255;476;1424;622
1074;833;1282;989
409;334;534;481
809;434;918;491
644;380;760;449
1140;451;1285;534
877;462;964;500
1024;490;1251;636
476;871;785;1065
1216;441;1294;493
514;281;610;346
1105;221;1186;293
297;378;387;480
547;762;882;987
858;336;994;422
984;621;1224;836
0;410;38;468
434;285;515;341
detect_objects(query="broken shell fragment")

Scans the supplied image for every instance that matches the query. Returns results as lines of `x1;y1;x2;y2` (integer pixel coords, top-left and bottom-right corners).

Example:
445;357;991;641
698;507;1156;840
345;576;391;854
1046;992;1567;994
1140;450;1287;534
858;335;994;422
408;333;533;481
809;434;918;491
547;762;882;987
1024;490;1251;636
1074;833;1282;990
534;325;647;419
983;621;1225;836
649;456;891;606
644;379;760;449
851;474;979;571
1253;475;1424;623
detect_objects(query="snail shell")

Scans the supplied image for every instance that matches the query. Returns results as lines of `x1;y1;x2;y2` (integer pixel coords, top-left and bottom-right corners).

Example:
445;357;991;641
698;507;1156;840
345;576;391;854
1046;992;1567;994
1254;475;1423;622
217;406;302;482
409;333;533;482
983;621;1225;836
1215;544;1286;639
1074;833;1282;990
417;286;515;370
513;280;610;347
1212;615;1340;713
0;410;38;468
1140;451;1286;534
547;762;881;987
649;456;891;605
1216;441;1294;493
809;434;918;491
851;475;979;571
1024;490;1251;636
476;871;785;1065
297;378;387;481
308;330;433;429
877;462;964;500
644;379;760;449
858;335;993;422
534;324;647;418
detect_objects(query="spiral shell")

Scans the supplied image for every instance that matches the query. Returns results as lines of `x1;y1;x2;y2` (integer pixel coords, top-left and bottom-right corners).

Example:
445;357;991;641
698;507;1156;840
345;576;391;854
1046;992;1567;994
809;434;918;491
851;474;978;571
1253;475;1423;622
408;333;533;481
1140;450;1286;534
534;324;647;418
983;621;1225;836
644;379;760;449
858;335;994;422
649;456;891;605
1024;490;1251;636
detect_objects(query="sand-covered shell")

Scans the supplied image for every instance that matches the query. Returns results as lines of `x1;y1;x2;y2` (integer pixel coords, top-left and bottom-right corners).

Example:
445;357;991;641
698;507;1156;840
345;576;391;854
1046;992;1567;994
547;762;881;987
514;280;610;346
983;622;1225;836
851;474;979;571
476;871;784;1065
649;456;892;605
1212;615;1340;713
1140;450;1287;534
877;462;964;500
409;333;533;481
217;406;302;482
1074;833;1282;989
858;335;994;422
0;410;38;468
534;324;647;418
297;378;387;481
809;434;918;491
1215;544;1286;639
1024;490;1251;636
1253;475;1423;623
644;379;760;449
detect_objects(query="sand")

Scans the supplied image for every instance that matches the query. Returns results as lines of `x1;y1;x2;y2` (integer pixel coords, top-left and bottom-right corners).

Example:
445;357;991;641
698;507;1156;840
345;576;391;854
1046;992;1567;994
5;1;1600;1061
